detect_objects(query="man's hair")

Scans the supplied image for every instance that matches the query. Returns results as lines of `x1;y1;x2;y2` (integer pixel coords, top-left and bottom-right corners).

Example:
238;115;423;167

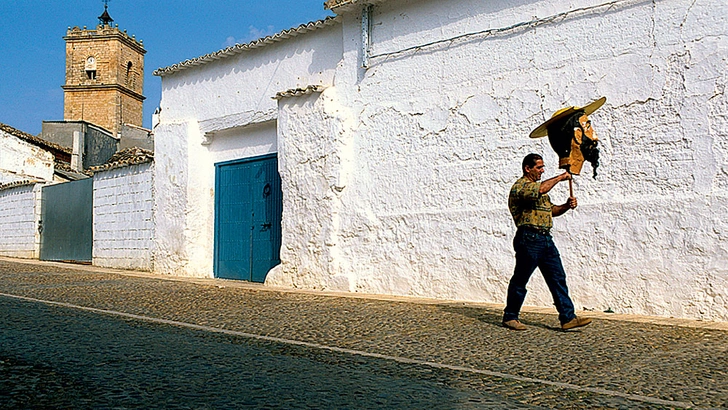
522;153;543;173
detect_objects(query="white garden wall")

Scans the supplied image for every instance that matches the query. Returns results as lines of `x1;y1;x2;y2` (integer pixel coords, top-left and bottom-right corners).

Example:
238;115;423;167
0;183;43;258
270;0;728;321
93;162;154;270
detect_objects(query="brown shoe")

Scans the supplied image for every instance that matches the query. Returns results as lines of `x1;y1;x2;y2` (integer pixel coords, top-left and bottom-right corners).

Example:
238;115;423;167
561;316;593;330
503;319;527;331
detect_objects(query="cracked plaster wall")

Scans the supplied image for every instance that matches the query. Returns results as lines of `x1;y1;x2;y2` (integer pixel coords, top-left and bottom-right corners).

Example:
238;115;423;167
0;130;54;184
274;0;727;321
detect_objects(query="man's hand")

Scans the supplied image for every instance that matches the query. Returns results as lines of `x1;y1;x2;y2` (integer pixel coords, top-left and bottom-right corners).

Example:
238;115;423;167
553;196;577;217
560;172;572;182
567;196;577;209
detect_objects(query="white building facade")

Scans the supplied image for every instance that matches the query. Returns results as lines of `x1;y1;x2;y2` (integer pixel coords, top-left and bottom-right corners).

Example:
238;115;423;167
155;0;728;322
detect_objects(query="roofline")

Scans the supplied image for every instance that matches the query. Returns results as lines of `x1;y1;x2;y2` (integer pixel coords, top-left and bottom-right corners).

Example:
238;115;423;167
88;148;154;174
0;180;43;192
273;85;326;100
0;122;72;154
324;0;387;12
42;120;115;138
154;15;341;77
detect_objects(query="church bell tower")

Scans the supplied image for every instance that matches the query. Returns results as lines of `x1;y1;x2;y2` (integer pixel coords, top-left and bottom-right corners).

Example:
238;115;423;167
62;2;146;137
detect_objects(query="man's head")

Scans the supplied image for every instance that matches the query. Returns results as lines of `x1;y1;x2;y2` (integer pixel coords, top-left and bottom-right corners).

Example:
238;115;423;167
522;153;545;181
529;97;605;178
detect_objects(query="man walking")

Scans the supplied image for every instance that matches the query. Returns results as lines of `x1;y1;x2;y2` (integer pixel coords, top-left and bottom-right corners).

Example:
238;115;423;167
502;153;592;331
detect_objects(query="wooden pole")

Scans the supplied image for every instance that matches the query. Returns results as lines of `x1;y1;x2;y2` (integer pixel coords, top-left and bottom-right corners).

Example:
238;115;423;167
569;178;574;197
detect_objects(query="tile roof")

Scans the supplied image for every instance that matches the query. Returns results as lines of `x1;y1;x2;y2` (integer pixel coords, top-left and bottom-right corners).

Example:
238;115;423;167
154;16;341;77
0;122;72;154
0;180;41;192
273;85;326;100
324;0;386;11
54;161;91;180
324;0;357;9
88;147;154;173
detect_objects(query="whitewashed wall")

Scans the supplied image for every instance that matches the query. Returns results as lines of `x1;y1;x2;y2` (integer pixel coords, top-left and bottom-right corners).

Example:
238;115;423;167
0;130;54;183
93;162;154;270
154;22;343;277
270;0;728;321
0;183;43;258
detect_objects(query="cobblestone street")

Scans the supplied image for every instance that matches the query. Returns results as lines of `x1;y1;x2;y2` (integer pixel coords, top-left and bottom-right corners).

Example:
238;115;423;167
0;257;726;409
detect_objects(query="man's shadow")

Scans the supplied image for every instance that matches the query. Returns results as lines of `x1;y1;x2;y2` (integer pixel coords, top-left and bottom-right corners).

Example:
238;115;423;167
439;305;565;332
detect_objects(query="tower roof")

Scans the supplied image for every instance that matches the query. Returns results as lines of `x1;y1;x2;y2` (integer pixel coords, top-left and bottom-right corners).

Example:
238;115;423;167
98;2;113;26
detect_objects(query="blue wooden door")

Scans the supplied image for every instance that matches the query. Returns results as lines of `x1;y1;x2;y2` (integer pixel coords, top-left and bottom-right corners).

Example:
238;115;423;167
214;155;282;282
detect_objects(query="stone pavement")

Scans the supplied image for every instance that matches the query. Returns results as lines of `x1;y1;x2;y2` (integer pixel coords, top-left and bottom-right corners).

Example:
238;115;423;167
0;257;726;409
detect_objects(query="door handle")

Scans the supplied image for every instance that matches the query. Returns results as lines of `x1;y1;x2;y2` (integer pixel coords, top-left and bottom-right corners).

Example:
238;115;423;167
261;223;272;230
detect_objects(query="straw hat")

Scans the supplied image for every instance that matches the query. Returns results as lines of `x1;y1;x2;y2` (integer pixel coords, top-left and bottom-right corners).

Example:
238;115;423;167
529;96;606;138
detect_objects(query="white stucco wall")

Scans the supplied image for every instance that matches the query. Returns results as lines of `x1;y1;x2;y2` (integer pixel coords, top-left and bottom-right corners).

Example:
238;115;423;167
0;130;54;183
269;0;728;321
0;183;43;258
93;162;154;270
153;22;343;277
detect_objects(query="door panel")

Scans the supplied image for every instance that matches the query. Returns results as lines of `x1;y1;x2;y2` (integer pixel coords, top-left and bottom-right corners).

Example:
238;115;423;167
215;155;282;282
39;178;93;262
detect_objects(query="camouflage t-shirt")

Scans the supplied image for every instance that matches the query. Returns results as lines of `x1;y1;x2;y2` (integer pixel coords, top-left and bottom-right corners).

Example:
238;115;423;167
508;176;553;230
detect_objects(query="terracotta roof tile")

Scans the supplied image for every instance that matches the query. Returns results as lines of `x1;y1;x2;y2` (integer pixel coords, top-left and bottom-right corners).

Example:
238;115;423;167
325;0;384;11
53;161;91;179
273;85;326;100
0;122;72;154
324;0;357;9
88;147;154;173
0;180;41;192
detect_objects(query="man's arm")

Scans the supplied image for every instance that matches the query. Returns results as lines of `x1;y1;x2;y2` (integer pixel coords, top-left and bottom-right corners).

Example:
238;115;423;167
553;197;577;217
539;171;571;194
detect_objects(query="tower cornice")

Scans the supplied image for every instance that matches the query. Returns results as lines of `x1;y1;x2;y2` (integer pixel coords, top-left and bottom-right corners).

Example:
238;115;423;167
62;83;146;102
65;26;146;54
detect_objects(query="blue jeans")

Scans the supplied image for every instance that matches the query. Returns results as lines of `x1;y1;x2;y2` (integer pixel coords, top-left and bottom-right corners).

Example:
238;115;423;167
503;228;576;325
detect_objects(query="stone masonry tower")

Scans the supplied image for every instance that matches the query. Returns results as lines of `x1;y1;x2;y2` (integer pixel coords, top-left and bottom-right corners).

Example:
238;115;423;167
62;4;145;137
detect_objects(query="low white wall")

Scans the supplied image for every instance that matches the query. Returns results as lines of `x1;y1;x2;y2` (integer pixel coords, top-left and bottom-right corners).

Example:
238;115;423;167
0;183;43;258
93;162;154;270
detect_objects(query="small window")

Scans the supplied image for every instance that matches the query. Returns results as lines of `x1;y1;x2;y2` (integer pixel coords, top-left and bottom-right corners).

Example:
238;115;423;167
86;70;97;80
126;61;133;85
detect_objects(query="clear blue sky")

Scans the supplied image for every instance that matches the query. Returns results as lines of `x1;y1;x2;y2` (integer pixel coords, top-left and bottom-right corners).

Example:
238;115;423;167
0;0;334;135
